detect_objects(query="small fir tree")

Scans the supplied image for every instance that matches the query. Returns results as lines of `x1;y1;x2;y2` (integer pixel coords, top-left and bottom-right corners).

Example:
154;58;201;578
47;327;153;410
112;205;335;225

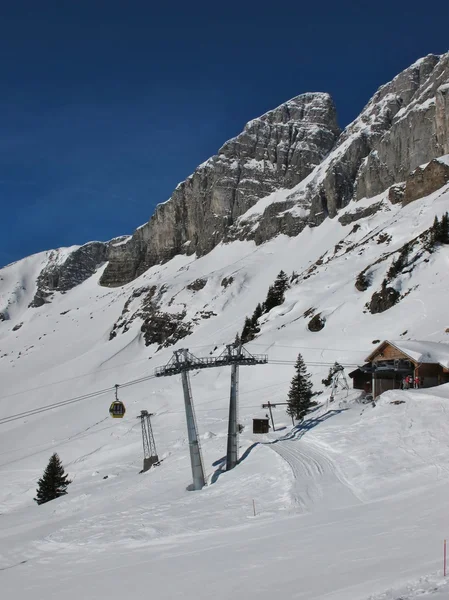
241;316;253;344
439;212;449;244
251;303;263;325
263;271;289;313
34;453;71;505
286;353;313;421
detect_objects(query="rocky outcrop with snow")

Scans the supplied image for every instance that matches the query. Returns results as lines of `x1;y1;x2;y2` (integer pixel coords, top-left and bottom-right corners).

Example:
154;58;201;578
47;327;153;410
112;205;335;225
243;54;449;241
100;93;340;286
99;53;449;287
355;54;449;199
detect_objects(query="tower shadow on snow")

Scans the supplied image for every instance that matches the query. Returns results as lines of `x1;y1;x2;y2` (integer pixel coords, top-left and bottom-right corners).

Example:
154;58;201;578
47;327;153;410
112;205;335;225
209;409;346;484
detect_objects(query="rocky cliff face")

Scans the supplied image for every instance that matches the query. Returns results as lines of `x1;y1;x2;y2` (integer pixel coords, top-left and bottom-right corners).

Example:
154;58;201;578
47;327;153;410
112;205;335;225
26;53;449;292
29;238;128;307
100;93;340;286
355;54;449;199
245;54;448;242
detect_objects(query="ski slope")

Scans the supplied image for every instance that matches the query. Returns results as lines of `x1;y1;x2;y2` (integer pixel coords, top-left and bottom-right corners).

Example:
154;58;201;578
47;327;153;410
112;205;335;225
2;184;449;598
3;392;449;599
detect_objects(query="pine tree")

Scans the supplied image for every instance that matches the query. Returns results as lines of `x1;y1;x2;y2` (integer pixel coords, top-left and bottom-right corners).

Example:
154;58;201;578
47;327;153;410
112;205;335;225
286;353;313;421
273;270;289;301
34;453;71;505
251;303;263;325
441;212;449;244
241;317;253;344
263;271;289;313
430;215;442;247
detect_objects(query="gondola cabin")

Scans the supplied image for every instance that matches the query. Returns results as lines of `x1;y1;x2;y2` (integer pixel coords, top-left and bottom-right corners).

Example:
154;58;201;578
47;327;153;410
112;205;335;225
109;384;126;418
109;400;126;418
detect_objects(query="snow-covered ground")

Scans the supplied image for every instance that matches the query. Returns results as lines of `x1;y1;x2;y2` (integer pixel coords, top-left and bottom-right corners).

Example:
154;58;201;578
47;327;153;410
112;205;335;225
2;184;449;598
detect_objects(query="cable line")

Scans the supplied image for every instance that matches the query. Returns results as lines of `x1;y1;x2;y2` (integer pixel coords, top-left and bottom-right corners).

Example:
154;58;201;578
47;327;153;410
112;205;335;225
0;373;156;426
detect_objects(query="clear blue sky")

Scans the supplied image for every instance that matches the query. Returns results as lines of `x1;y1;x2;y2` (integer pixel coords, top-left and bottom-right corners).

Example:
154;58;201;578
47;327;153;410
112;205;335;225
0;0;448;267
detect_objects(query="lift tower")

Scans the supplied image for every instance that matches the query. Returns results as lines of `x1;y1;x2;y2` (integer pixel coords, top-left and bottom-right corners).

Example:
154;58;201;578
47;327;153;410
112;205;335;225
155;349;207;490
138;410;159;472
155;346;268;489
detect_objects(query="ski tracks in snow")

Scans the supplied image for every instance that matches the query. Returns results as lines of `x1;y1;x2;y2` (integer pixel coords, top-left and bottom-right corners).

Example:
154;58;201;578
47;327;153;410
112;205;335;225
265;434;363;513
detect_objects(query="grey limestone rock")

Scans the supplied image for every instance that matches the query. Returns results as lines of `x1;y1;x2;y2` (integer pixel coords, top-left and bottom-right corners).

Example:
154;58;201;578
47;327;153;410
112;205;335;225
402;159;449;206
251;53;449;242
100;93;340;286
369;286;400;314
338;201;384;226
29;241;113;307
355;54;449;199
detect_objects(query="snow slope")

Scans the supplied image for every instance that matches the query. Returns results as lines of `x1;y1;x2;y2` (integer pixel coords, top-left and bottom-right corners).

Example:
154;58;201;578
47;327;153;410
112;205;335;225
2;183;449;599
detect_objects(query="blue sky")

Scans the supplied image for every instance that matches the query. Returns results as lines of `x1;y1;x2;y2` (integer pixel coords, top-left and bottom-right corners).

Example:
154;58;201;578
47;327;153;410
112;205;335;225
0;1;448;267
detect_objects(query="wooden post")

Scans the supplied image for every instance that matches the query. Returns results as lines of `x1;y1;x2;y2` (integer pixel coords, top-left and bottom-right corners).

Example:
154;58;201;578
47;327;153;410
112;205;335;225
252;499;256;517
267;401;275;432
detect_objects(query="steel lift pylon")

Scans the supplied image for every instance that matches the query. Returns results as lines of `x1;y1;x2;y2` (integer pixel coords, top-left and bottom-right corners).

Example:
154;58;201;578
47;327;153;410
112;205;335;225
155;345;267;489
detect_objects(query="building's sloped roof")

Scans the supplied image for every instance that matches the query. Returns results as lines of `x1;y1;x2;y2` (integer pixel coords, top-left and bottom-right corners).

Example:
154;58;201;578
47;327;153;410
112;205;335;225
367;340;449;369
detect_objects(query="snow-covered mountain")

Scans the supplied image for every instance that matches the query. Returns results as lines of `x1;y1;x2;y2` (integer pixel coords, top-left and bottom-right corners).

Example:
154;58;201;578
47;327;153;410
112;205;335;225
2;53;449;600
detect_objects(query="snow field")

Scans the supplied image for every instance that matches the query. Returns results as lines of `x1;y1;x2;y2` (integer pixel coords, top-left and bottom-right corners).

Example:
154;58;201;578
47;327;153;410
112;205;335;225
2;185;449;597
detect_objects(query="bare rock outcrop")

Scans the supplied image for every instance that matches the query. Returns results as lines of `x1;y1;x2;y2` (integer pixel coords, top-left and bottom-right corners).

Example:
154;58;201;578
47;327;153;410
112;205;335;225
402;159;449;206
242;54;448;242
355;54;449;199
100;93;340;286
29;238;127;307
369;285;400;314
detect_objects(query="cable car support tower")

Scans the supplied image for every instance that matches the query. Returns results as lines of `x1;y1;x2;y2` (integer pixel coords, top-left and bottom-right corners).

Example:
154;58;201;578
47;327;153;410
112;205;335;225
138;410;159;472
155;345;267;490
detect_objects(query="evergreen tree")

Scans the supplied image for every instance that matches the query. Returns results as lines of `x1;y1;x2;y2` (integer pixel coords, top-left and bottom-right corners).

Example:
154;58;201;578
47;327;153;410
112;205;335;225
241;317;253;344
273;270;289;300
263;284;276;313
440;212;449;244
34;453;71;505
430;215;442;247
251;303;263;325
263;271;289;313
286;353;313;421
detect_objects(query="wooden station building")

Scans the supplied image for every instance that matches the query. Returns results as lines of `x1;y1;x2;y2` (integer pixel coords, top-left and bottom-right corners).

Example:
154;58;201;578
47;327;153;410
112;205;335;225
349;340;449;399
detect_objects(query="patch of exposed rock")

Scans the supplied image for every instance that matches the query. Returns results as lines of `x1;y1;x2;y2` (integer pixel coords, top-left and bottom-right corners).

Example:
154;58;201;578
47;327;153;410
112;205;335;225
355;272;371;292
369;285;400;314
29;240;124;307
141;311;192;348
355;54;449;199
100;93;340;286
402;159;449;206
388;183;406;204
109;285;216;349
308;313;326;332
109;286;157;339
187;278;207;291
234;54;449;244
338;201;384;226
221;276;234;288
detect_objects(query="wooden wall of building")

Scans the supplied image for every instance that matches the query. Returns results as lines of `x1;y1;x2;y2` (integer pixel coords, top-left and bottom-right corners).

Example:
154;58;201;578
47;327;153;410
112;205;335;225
371;344;410;362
